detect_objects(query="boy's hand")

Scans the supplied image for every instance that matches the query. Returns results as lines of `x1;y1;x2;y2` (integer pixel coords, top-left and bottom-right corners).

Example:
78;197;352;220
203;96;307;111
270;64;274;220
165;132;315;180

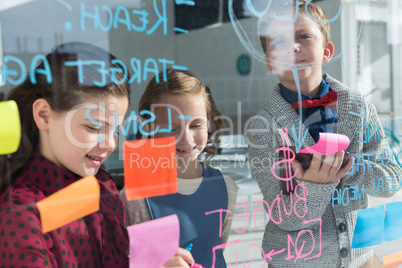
291;150;354;183
161;248;195;268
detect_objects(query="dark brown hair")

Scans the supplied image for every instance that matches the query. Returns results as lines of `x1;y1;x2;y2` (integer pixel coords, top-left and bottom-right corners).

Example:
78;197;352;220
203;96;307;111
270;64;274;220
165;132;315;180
0;42;131;193
259;0;331;55
138;68;224;162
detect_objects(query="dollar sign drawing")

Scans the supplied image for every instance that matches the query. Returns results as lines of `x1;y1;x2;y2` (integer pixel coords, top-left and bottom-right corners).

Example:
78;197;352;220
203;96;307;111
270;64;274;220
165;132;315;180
271;146;297;192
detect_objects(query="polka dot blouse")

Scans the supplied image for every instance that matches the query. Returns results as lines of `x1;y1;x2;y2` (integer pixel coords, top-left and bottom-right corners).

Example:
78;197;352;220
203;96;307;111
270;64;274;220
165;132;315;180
0;153;129;267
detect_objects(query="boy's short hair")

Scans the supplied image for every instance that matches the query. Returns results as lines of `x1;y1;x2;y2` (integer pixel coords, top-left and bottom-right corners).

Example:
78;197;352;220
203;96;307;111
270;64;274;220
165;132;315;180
259;0;331;55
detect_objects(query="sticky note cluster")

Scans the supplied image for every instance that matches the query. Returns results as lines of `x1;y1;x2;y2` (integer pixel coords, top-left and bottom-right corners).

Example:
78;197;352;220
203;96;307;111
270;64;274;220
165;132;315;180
352;202;402;248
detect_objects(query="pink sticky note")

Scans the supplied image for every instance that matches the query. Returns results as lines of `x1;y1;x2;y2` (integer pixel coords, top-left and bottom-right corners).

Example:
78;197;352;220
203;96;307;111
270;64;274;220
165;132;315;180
298;133;350;155
127;214;179;268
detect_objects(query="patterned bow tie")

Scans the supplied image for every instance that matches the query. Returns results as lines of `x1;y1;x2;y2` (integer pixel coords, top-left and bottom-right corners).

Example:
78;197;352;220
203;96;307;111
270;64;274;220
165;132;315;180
292;91;338;109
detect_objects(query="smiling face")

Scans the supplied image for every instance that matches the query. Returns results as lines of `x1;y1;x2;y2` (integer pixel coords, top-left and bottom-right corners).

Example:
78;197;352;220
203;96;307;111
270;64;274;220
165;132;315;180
264;12;334;96
35;95;128;178
152;94;210;174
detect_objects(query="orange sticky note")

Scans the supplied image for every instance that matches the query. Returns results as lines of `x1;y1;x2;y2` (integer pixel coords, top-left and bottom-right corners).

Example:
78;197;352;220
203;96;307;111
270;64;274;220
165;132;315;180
382;251;402;268
37;176;100;233
124;137;177;200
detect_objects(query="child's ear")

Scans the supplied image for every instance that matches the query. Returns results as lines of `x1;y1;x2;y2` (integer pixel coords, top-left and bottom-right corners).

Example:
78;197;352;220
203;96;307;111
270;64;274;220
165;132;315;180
323;42;335;63
33;99;52;130
264;55;275;74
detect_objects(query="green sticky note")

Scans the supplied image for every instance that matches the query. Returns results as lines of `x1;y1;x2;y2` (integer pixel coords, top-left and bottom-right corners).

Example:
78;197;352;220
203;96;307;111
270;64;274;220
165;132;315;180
0;101;21;155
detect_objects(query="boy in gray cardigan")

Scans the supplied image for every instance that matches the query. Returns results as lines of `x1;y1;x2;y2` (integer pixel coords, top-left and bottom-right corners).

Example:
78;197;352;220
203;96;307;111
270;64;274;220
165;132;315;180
246;1;401;267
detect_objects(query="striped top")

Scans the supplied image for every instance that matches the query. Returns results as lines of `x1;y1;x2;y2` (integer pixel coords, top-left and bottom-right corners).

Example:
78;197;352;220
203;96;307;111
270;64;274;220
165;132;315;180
120;175;238;244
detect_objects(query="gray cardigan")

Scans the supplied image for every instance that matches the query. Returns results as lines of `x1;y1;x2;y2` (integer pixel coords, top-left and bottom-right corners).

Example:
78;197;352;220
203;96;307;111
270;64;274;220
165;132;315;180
246;74;401;268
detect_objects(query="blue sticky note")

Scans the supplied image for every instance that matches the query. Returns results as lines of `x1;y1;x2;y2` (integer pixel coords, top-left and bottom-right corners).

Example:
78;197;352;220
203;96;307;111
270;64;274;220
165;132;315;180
383;201;402;243
351;205;384;249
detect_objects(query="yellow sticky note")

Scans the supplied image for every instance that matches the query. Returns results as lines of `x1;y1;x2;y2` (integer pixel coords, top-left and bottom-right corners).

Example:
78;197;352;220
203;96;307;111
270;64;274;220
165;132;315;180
382;251;402;268
37;176;100;233
0;100;21;155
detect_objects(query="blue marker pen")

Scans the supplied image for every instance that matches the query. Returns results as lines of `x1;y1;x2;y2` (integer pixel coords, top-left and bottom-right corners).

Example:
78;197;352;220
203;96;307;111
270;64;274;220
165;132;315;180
185;243;193;252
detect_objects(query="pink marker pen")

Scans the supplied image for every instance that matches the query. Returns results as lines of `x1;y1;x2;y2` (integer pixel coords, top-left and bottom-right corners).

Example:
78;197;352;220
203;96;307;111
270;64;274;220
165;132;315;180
190;264;204;268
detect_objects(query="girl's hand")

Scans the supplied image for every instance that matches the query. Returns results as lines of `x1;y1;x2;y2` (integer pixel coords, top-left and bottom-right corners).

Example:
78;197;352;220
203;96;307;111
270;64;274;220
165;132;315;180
291;150;354;183
161;248;195;268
